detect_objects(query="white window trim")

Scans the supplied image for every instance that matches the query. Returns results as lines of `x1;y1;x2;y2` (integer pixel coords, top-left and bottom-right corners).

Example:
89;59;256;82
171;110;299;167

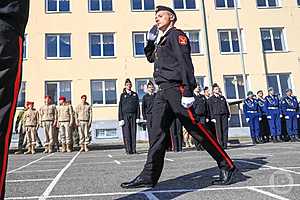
267;73;292;97
224;75;248;100
261;27;288;53
89;33;116;58
215;0;240;10
23;34;29;60
91;80;117;106
17;81;26;109
256;0;281;8
95;128;118;139
131;0;155;11
133;32;147;57
173;0;198;10
184;30;204;55
88;0;114;12
218;29;245;54
298;0;300;7
45;81;72;105
45;0;71;13
46;34;72;59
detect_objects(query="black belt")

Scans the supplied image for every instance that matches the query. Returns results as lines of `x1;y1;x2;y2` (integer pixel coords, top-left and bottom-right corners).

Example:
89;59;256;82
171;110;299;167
158;82;180;90
59;121;70;122
79;120;89;122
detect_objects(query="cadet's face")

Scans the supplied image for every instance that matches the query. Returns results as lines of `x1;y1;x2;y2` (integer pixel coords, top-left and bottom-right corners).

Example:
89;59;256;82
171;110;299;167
59;100;64;105
125;83;132;91
269;90;274;95
155;11;172;31
213;87;220;94
28;104;33;109
204;90;210;97
81;97;86;103
45;98;51;105
148;85;154;93
194;87;200;94
258;92;263;97
287;91;292;96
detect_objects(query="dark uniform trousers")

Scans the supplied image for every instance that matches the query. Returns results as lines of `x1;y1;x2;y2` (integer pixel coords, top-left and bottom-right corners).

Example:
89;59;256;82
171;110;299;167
146;113;153;142
169;118;183;152
122;113;137;154
140;85;234;183
214;115;229;149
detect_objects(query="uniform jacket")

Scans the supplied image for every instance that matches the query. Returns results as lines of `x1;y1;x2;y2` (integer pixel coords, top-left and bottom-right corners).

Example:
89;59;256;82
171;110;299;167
243;98;261;119
264;95;282;115
144;27;196;97
39;104;57;122
23;108;39;127
207;95;230;119
75;103;92;124
193;93;208;117
118;91;140;121
57;104;73;122
142;93;156;120
257;97;266;114
281;96;299;116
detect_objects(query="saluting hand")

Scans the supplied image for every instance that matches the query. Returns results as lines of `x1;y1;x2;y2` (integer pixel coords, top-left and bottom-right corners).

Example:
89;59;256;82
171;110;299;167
147;25;159;41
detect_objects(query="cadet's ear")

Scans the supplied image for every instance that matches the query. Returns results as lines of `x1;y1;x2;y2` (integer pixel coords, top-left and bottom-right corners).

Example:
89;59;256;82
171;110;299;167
169;13;175;21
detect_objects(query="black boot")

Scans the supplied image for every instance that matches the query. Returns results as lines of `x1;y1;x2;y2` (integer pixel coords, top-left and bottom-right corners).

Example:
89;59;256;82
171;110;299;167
272;136;278;143
257;137;263;144
120;176;156;189
295;135;300;142
277;136;283;142
251;138;257;145
212;166;239;185
290;135;296;142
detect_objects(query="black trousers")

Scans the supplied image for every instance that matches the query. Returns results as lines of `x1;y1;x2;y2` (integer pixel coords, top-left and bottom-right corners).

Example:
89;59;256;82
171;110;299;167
122;113;137;153
17;127;25;150
193;115;206;150
0;28;24;198
169;118;183;152
146;113;153;144
215;115;229;149
140;86;234;183
260;115;270;141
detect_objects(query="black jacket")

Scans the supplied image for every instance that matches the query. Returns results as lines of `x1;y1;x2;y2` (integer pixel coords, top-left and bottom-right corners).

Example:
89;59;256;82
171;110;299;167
142;93;156;120
0;0;30;36
193;94;208;117
118;91;140;121
207;95;230;119
144;27;196;97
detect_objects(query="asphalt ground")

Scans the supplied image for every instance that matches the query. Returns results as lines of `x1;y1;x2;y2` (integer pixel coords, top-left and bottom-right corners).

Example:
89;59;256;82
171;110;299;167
5;142;300;200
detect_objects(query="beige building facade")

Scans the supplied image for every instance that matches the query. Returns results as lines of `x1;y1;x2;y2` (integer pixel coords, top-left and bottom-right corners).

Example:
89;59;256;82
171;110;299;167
15;0;300;139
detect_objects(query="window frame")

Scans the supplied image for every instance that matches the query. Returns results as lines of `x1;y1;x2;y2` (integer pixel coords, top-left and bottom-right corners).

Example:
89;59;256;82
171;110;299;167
184;30;203;55
91;79;117;106
215;0;240;10
45;33;72;60
45;0;71;13
45;80;72;105
17;81;26;108
260;27;288;53
256;0;281;9
88;0;114;12
223;75;248;100
95;128;118;139
23;34;28;60
173;0;198;10
132;32;147;57
131;0;155;12
89;32;116;58
218;29;245;54
267;73;292;97
135;78;157;102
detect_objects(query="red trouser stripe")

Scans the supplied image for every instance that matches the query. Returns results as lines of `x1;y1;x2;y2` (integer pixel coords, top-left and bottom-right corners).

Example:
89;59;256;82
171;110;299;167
180;85;233;169
0;36;23;197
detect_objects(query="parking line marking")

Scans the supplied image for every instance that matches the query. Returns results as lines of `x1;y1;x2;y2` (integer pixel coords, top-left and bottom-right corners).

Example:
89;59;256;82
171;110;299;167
39;151;81;200
143;192;160;200
5;196;39;200
108;154;113;158
248;187;290;200
37;160;70;163
11;169;61;174
8;153;54;174
165;158;174;162
6;178;53;183
114;160;121;165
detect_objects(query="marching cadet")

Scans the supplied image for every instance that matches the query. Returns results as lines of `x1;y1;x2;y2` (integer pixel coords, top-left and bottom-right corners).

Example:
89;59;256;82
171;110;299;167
57;96;74;152
39;96;57;153
121;6;237;189
281;89;300;142
208;83;231;149
243;91;262;145
142;81;156;143
257;90;270;142
264;88;283;143
14;106;27;154
23;102;39;155
193;85;208;151
75;95;92;152
118;79;140;154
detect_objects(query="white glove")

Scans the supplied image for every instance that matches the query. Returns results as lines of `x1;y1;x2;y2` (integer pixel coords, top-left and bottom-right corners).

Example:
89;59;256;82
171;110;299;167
259;117;262;121
228;118;231;121
205;118;210;123
285;116;289;119
267;116;272;119
246;118;250;123
181;97;195;108
147;25;159;41
297;115;300;118
211;119;216;123
136;119;140;123
280;114;283;118
118;120;125;127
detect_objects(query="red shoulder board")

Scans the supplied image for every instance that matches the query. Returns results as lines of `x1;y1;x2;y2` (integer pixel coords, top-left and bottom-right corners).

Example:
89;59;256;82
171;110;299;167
178;35;187;45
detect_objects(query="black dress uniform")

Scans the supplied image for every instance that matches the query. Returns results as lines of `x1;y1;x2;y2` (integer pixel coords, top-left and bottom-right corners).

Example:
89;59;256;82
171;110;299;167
0;1;29;198
169;118;183;152
142;93;156;143
123;26;235;186
119;91;140;154
208;94;230;149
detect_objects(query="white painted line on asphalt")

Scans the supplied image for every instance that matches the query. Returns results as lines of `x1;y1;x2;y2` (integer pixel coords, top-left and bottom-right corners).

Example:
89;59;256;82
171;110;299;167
5;196;40;200
108;154;113;158
242;153;273;157
114;160;121;165
39;151;81;200
8;153;54;174
6;178;53;183
38;160;70;163
248;187;290;200
11;169;61;174
143;192;160;200
236;160;300;175
165;158;174;162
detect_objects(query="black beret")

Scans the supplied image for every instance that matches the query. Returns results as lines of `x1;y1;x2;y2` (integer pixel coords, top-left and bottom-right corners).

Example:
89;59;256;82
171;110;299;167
286;88;292;93
125;78;132;84
155;5;177;21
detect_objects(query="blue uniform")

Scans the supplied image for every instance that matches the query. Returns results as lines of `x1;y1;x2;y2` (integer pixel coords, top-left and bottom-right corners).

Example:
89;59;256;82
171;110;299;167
243;98;261;139
281;96;299;136
264;95;282;137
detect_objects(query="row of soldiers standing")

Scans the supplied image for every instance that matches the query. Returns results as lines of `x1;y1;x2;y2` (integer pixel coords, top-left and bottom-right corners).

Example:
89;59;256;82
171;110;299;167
14;95;92;154
243;87;300;144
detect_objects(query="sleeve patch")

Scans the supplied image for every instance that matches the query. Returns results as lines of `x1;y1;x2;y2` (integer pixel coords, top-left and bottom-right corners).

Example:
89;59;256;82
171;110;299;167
178;35;187;45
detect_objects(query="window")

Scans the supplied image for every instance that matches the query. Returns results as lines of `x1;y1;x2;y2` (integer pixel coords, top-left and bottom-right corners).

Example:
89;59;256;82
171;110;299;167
135;78;157;101
45;81;72;105
267;74;292;97
89;33;115;57
23;34;28;59
131;0;155;11
195;76;205;89
298;0;300;6
46;34;71;59
260;28;286;52
96;128;117;139
46;0;70;12
89;0;113;12
215;0;237;8
257;0;280;8
17;82;26;108
218;29;243;53
174;0;196;9
133;32;147;56
185;31;201;54
224;75;247;99
91;80;117;105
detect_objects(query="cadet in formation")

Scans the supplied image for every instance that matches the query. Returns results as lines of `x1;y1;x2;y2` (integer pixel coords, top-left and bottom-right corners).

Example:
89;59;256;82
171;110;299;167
256;90;270;142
